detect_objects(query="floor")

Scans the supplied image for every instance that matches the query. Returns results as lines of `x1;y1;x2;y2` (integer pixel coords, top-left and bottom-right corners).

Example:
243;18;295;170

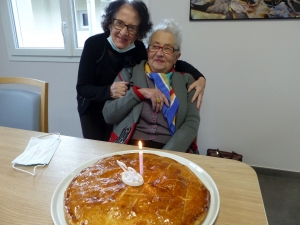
252;167;300;225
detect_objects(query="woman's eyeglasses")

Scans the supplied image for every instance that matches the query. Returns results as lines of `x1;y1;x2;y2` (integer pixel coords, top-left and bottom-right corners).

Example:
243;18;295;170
148;45;179;55
112;19;138;35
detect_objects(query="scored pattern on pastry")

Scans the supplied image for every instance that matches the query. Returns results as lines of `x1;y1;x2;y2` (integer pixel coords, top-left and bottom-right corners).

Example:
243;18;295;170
64;153;210;225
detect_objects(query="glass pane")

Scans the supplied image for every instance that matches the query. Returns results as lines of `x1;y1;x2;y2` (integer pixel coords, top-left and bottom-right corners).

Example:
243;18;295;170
10;0;63;48
73;0;112;48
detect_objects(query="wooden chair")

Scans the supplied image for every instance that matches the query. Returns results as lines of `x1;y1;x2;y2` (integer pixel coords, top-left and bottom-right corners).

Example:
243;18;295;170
0;77;49;132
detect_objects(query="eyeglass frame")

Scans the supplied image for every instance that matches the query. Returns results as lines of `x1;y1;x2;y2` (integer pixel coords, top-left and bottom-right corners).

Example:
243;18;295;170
112;18;139;35
148;44;179;55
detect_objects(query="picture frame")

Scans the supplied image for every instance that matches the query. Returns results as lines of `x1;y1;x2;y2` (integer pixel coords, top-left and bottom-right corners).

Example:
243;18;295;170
190;0;300;20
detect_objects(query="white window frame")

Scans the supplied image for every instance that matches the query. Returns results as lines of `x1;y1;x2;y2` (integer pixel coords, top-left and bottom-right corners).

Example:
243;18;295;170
0;0;149;63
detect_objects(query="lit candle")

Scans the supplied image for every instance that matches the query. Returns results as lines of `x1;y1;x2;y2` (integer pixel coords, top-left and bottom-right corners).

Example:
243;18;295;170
138;141;143;175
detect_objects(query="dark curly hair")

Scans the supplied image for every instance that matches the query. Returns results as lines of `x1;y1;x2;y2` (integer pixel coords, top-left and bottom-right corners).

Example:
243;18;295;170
101;0;152;39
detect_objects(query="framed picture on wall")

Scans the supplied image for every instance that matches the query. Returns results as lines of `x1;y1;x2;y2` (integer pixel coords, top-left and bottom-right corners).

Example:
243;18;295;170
190;0;300;20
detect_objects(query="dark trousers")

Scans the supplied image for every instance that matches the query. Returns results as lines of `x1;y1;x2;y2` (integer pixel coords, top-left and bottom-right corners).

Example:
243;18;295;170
80;110;113;141
128;139;165;149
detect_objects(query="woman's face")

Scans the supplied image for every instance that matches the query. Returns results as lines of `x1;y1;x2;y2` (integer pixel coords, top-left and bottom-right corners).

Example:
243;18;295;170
109;4;140;49
147;31;181;74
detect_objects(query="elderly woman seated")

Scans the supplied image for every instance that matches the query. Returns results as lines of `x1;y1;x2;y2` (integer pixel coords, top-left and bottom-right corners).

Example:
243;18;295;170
102;19;200;152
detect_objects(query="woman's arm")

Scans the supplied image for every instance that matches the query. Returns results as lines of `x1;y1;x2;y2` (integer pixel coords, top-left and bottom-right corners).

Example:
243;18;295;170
175;60;204;79
188;77;206;109
102;67;143;124
163;75;200;152
76;35;115;102
103;86;142;124
103;63;169;124
175;60;206;109
104;85;168;124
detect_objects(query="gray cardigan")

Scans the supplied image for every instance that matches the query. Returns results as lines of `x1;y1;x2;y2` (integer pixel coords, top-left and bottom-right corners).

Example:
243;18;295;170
102;60;200;152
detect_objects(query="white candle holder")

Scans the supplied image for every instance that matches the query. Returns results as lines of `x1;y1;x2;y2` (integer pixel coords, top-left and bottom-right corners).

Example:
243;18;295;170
117;160;144;186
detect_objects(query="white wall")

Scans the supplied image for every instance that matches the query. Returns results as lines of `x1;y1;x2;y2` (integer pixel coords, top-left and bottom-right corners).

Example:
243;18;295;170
0;0;299;172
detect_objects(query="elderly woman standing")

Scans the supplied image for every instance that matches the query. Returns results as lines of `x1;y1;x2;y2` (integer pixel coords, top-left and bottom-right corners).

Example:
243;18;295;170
76;0;205;142
103;19;199;152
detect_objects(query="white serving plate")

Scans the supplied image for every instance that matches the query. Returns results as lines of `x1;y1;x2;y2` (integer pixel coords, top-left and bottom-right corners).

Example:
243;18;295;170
51;150;220;225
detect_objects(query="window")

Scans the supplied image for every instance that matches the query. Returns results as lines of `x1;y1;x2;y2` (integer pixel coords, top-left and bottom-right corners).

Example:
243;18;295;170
78;11;89;28
0;0;149;62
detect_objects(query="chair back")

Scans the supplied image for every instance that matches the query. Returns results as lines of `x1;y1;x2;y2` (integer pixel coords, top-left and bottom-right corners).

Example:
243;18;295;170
0;77;48;132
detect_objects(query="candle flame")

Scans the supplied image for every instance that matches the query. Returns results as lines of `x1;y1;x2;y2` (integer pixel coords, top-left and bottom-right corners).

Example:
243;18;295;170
138;141;142;150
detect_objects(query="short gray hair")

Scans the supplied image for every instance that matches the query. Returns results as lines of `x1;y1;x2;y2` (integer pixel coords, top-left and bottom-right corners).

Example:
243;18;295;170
145;19;182;52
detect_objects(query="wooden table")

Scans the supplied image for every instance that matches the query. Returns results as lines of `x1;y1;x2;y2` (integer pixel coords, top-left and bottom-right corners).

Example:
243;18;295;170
0;126;267;225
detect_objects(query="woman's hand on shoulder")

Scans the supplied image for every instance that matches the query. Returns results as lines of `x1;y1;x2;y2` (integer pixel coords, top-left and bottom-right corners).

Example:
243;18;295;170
188;77;206;109
110;81;129;99
138;88;169;112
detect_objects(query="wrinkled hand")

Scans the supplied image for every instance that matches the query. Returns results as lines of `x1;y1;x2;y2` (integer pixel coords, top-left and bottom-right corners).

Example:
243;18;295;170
110;81;129;99
138;88;169;112
188;77;206;109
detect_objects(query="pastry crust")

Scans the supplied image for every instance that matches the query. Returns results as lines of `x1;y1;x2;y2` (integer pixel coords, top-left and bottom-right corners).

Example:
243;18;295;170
64;153;210;225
